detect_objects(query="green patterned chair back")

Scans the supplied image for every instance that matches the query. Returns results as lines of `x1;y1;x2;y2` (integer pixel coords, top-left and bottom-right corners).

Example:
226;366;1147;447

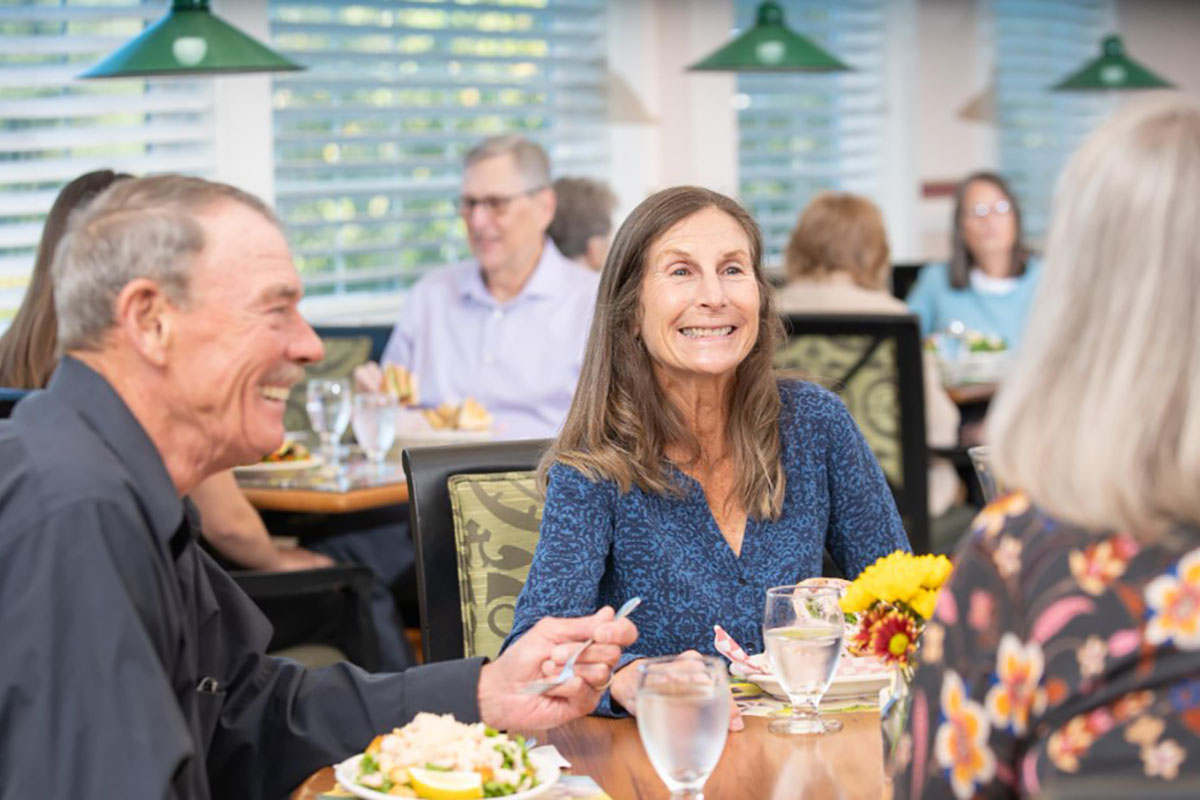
283;336;372;432
447;471;542;659
775;313;930;553
775;335;902;487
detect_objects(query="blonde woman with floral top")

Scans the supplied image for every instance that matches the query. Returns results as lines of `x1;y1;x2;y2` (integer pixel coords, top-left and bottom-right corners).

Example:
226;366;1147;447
897;93;1200;798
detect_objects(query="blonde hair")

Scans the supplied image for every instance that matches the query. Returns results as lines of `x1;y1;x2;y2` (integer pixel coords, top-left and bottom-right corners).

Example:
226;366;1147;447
542;186;786;520
988;93;1200;537
784;191;890;290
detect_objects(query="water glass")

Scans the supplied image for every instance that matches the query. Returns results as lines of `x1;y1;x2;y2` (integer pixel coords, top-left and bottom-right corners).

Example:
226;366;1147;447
763;585;845;735
305;379;352;458
636;655;729;799
968;445;1004;504
351;392;397;464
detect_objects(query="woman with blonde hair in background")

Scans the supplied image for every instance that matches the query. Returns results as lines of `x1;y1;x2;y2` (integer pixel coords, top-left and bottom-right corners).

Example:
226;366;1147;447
503;185;908;729
897;93;1200;797
777;192;965;546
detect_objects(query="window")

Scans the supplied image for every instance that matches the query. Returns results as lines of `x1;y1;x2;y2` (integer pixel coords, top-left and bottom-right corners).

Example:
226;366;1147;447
989;0;1116;241
0;0;215;325
269;0;610;298
735;0;889;268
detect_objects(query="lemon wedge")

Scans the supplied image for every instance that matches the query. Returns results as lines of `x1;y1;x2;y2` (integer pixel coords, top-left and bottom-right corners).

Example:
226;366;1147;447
406;767;483;800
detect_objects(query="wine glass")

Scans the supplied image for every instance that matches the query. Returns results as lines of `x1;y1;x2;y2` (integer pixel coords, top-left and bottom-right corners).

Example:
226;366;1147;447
305;378;351;461
763;585;845;735
635;655;729;799
351;392;397;466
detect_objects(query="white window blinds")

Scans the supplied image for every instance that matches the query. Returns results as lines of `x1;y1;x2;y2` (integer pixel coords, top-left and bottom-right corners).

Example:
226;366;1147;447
0;1;215;324
734;0;888;268
269;0;610;297
989;0;1116;241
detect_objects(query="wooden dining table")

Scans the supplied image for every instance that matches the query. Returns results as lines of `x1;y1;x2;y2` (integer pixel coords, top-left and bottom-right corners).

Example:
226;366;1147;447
290;711;885;799
236;444;409;514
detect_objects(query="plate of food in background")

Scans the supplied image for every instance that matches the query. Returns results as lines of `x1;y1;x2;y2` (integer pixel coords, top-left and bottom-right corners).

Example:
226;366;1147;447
382;365;495;443
232;438;322;475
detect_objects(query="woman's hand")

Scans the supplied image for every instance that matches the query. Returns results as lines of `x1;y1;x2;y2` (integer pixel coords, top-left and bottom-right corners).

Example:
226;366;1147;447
611;651;743;732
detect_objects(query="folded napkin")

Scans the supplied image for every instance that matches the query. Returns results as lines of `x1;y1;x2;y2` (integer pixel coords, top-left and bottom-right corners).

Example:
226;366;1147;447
713;625;768;674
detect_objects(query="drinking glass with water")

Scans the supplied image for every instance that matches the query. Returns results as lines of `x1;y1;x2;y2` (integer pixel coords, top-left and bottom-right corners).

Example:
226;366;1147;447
763;585;845;735
306;378;352;460
351;392;398;465
636;655;729;799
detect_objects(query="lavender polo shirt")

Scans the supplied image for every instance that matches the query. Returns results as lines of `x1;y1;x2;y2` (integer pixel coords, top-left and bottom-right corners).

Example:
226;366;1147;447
381;239;600;440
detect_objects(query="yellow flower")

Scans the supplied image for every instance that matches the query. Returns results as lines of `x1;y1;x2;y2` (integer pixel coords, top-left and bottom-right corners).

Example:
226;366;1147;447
910;587;939;620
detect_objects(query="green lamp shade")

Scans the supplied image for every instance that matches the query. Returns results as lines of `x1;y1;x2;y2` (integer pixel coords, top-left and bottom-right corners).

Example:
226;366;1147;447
80;0;301;79
689;1;849;73
1052;35;1173;91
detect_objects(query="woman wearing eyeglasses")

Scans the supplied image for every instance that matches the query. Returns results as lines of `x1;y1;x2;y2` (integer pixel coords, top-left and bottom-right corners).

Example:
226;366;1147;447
905;172;1042;351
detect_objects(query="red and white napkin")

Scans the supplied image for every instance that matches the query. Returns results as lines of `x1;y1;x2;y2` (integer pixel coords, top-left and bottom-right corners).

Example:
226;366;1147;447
713;625;769;675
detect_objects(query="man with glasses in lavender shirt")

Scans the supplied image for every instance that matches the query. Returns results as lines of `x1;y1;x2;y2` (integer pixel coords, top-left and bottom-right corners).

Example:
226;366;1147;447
356;135;601;439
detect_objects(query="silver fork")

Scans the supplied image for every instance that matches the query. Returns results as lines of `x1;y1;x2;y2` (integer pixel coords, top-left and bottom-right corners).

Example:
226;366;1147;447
519;597;642;695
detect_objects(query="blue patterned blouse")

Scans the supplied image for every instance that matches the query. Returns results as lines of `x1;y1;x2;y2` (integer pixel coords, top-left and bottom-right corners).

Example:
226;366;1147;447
502;380;909;716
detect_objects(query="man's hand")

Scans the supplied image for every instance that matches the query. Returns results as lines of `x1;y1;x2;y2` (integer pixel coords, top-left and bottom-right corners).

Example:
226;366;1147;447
353;361;384;393
476;607;637;731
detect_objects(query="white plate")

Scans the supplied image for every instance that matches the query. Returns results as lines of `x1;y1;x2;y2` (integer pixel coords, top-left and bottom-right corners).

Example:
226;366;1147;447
396;428;493;445
732;654;892;702
334;751;560;800
232;455;323;475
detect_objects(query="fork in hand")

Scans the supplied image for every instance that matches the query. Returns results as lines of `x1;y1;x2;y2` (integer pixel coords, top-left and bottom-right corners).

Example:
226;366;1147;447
519;597;642;695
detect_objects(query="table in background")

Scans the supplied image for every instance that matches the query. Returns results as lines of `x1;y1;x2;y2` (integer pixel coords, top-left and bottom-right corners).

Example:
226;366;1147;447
237;447;408;514
291;712;884;799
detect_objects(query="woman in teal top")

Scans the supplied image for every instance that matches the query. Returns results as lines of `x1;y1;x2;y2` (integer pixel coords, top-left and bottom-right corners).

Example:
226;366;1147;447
906;172;1041;351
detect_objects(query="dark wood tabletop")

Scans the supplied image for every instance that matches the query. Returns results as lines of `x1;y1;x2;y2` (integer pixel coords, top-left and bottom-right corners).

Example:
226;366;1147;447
291;711;884;799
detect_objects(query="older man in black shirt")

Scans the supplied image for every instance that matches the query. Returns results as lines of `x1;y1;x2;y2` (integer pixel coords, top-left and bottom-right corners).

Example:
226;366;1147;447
0;176;635;799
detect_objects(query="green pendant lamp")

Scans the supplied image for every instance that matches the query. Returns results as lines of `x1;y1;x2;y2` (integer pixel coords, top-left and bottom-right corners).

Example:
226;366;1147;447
80;0;302;79
689;1;850;73
1052;35;1173;91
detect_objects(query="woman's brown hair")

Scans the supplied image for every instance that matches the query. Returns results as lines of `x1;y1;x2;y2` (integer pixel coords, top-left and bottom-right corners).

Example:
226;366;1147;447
784;191;890;289
948;171;1030;290
0;170;130;388
540;186;787;520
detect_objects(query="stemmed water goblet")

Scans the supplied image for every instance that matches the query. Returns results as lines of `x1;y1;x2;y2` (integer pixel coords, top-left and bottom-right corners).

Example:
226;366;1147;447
351;392;398;469
305;378;352;463
635;655;729;799
763;585;846;735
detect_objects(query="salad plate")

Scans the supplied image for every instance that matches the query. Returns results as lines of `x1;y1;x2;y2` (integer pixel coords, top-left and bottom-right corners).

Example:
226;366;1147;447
232;455;322;475
335;750;560;800
731;653;892;702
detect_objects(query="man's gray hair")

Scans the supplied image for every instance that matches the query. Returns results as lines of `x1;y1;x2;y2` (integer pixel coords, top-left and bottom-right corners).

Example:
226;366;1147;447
464;134;551;191
52;174;280;352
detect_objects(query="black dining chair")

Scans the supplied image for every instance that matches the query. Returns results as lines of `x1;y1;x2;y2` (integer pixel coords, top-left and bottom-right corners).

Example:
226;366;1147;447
776;313;930;554
403;439;549;663
0;387;31;419
229;563;383;671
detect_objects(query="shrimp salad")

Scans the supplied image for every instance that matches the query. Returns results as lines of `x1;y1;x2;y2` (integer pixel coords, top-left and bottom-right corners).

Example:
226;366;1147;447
351;713;539;797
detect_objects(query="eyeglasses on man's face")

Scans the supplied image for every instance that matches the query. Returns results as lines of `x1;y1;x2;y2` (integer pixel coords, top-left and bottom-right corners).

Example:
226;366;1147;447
966;199;1011;219
456;186;546;216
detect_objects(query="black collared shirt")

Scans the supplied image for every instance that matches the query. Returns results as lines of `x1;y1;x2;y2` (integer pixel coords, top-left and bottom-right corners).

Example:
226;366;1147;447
0;358;483;799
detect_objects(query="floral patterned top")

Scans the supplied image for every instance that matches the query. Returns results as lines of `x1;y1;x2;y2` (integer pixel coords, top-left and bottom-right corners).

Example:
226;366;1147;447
896;491;1200;799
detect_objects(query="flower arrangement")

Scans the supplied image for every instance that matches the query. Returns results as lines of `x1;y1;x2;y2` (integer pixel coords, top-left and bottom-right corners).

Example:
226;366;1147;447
840;551;954;674
841;551;954;775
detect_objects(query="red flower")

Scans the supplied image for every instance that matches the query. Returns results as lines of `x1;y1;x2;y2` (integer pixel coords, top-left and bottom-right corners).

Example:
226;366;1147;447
868;609;920;666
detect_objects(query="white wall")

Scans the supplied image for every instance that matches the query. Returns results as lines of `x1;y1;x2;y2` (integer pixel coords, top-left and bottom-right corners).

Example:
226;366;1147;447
605;0;738;222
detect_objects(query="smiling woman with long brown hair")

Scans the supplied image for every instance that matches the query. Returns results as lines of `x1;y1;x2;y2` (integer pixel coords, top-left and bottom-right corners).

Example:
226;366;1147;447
502;185;908;728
